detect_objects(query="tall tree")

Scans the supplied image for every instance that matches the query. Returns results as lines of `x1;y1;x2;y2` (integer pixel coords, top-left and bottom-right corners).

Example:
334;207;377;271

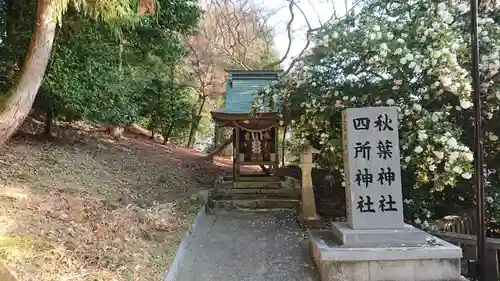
0;0;158;145
30;0;200;138
185;0;281;148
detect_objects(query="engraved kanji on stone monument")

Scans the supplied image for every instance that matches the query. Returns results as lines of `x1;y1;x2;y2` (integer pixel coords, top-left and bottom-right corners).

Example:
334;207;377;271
342;107;403;229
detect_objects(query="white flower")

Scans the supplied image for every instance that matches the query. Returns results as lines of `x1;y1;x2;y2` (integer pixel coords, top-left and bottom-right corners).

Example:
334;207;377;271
431;112;439;122
405;53;414;61
457;3;469;13
405;156;412;162
462;172;472;180
341;181;346;187
460;99;473;109
346;74;358;81
449;151;460;162
414;218;422;224
433;151;444;160
414;146;424;153
440;76;452;87
429;164;436;171
422;220;430;229
332;31;339;39
432;50;442;59
372;25;381;32
446;138;458;148
413;104;422;112
418;133;428;141
414;65;422;74
386;32;394;40
489;134;499;141
453;166;464;174
487;197;494;203
386;99;395;105
463;152;474;162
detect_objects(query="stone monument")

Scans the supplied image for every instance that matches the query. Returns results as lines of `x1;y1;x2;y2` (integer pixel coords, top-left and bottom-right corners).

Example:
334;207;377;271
309;106;464;281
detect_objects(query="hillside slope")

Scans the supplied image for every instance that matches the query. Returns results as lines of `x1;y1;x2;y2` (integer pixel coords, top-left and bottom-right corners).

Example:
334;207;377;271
0;119;232;281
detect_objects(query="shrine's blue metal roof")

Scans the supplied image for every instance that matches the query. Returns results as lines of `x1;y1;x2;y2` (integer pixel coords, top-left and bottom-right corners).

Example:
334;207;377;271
223;70;282;113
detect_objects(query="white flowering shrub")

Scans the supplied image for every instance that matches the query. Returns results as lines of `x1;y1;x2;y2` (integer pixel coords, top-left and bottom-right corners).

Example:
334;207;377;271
256;0;500;230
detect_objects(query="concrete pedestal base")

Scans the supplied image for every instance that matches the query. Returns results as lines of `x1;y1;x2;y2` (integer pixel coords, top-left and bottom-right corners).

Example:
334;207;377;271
331;222;428;246
309;230;464;281
298;214;325;228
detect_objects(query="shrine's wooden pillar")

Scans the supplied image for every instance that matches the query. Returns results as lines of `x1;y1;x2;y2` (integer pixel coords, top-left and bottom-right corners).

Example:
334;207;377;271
274;126;279;168
234;126;240;180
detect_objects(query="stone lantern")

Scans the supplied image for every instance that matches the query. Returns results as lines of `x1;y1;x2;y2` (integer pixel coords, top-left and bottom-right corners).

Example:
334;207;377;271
298;140;321;226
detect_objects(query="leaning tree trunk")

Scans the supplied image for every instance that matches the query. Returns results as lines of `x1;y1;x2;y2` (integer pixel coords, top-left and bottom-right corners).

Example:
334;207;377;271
0;0;56;146
202;138;233;160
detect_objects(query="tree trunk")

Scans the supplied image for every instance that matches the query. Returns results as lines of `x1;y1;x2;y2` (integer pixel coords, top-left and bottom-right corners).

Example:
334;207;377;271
0;0;56;146
43;108;53;138
214;125;221;147
187;96;206;148
203;137;233;160
162;122;175;145
281;125;287;166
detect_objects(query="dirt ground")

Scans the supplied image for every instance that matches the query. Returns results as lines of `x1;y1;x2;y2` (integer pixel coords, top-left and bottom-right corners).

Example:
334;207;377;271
0;118;233;281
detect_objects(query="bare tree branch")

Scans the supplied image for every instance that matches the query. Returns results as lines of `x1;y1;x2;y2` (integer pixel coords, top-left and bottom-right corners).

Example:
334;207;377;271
261;0;295;69
264;0;365;73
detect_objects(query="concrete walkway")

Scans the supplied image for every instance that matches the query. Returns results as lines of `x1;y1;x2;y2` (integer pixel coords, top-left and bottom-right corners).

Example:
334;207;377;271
165;210;319;281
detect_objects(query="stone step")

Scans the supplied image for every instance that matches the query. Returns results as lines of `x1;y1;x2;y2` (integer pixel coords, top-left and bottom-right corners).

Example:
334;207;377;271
212;193;300;201
207;177;301;214
223;176;281;182
211;198;300;210
214;187;300;196
206;207;295;215
230;181;282;189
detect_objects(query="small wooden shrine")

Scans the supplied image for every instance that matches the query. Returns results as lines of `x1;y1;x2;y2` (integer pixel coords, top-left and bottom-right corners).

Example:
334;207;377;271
211;70;282;184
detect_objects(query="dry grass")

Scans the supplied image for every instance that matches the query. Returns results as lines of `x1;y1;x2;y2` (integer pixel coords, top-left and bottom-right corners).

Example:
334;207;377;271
0;119;227;281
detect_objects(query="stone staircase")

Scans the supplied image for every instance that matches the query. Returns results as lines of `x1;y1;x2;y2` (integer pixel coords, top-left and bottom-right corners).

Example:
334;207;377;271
205;176;301;214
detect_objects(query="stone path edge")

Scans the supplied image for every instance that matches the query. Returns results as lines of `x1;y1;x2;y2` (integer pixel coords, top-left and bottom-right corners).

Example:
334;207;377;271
163;206;210;281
